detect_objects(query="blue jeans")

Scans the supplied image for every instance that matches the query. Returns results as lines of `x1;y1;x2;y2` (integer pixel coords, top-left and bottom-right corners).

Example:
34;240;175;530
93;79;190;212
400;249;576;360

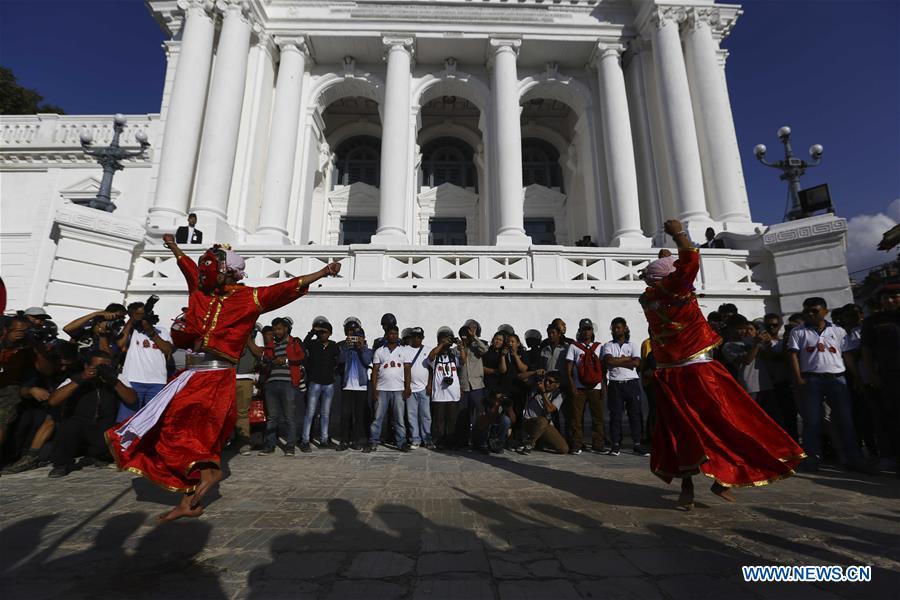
406;390;432;445
457;388;486;444
370;390;406;446
265;381;297;449
800;373;862;464
303;382;334;444
117;382;165;422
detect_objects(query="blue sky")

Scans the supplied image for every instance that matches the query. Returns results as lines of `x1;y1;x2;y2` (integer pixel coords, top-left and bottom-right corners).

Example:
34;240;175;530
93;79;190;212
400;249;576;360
1;0;898;244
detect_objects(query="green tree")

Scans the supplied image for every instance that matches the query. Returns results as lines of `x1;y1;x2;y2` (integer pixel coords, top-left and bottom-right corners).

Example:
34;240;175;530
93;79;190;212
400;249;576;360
0;66;65;114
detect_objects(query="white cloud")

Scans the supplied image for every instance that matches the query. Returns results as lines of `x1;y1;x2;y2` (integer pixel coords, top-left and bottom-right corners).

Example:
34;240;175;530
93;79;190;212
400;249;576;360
845;199;899;275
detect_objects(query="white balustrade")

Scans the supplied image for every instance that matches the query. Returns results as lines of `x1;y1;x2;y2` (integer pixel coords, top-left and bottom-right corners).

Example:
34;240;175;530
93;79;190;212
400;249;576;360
0;114;157;155
128;246;768;298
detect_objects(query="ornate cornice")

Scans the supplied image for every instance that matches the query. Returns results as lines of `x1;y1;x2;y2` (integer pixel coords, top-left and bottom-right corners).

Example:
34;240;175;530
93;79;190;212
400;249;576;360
635;3;742;42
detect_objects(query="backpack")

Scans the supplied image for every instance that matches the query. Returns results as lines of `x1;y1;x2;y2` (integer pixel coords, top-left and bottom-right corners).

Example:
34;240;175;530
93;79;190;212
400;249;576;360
574;342;604;387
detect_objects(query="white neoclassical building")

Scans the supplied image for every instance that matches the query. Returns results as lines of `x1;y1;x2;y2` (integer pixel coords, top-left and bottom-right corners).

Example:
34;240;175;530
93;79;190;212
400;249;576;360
0;0;852;337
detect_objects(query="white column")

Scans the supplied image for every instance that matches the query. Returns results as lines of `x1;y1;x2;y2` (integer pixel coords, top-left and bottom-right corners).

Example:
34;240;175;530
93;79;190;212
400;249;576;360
624;42;663;238
595;43;651;247
147;0;215;233
648;10;712;230
191;0;252;242
490;38;531;246
683;9;751;223
370;36;414;245
255;38;310;243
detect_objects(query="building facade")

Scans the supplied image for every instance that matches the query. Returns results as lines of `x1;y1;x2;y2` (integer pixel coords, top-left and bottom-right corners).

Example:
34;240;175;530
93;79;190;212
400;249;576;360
0;0;852;337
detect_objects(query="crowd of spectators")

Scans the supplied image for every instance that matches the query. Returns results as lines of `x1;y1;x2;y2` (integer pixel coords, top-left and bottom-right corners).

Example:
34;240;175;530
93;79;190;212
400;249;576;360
1;283;898;480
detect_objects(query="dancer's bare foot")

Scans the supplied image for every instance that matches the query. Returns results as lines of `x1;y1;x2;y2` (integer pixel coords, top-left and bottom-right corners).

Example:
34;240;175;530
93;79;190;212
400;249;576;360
711;482;736;502
189;466;223;509
158;495;204;522
678;477;695;510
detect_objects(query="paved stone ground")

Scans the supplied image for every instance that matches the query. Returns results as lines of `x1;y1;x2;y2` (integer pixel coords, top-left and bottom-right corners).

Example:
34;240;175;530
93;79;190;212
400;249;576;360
1;447;898;600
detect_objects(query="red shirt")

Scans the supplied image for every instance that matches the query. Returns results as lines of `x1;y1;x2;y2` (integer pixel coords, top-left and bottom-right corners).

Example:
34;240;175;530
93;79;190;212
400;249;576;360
639;248;721;366
177;255;309;362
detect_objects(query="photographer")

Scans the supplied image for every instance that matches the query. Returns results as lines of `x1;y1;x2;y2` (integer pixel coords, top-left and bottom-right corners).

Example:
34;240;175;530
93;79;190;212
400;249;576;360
3;342;80;474
473;390;514;454
62;303;127;357
458;319;489;447
46;350;137;477
426;326;467;449
301;317;341;451
116;300;173;422
520;371;569;455
0;316;36;463
337;322;373;450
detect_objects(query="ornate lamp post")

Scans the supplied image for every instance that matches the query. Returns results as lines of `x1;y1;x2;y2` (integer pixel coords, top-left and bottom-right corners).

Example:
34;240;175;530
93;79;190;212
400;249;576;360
79;114;151;212
753;126;823;221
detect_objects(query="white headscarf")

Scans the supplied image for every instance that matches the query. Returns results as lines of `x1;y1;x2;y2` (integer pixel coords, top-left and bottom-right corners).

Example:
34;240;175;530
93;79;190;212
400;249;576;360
224;249;246;280
642;255;677;282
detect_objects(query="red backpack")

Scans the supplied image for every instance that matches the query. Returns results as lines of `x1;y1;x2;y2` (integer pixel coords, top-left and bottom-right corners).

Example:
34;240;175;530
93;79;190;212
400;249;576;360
574;342;604;387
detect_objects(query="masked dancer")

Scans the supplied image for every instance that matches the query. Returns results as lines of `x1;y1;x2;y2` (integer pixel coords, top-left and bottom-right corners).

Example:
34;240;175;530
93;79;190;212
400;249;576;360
641;219;804;509
107;234;340;521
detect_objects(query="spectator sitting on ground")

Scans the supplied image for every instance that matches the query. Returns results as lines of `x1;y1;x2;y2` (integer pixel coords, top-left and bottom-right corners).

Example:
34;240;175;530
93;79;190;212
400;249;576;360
520;371;568;455
47;350;136;478
3;341;80;474
474;390;514;454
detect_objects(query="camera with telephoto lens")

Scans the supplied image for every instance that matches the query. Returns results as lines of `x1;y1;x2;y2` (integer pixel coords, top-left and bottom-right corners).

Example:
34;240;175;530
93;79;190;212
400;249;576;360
96;363;119;385
74;315;125;340
142;294;161;326
25;320;59;345
441;375;454;388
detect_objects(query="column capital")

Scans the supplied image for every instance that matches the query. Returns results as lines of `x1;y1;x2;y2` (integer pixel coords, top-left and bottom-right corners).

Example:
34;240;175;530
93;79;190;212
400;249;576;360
488;37;521;55
382;35;416;57
684;6;740;40
176;0;215;19
215;0;251;24
589;42;625;67
253;30;277;56
274;36;313;60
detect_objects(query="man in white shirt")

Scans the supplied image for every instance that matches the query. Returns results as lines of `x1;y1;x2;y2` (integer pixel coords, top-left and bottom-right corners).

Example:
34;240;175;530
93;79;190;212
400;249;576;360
403;327;433;449
565;318;606;455
117;301;173;422
426;326;465;449
367;325;408;452
788;296;870;473
601;318;648;456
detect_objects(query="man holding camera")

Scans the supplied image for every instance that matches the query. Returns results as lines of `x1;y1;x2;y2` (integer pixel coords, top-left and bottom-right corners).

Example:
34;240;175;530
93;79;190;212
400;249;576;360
47;350;137;477
426;326;467;449
116;301;173;422
302;317;341;451
337;319;373;450
62;304;128;357
0;317;36;461
521;371;568;455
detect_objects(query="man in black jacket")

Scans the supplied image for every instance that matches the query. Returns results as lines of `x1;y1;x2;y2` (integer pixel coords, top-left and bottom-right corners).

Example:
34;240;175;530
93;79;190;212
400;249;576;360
175;213;203;244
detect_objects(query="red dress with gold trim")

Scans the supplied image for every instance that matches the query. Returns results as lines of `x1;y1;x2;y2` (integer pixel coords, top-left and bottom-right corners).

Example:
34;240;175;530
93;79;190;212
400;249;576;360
106;256;309;492
640;248;805;487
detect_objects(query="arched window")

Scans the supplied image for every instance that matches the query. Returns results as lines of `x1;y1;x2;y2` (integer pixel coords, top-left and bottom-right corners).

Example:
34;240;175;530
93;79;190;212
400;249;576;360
335;136;381;186
421;137;476;189
522;138;563;191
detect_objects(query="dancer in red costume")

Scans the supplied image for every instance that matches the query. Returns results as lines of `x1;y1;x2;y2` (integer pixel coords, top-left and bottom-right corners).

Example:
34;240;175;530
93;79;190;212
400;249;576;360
641;219;805;509
106;234;341;521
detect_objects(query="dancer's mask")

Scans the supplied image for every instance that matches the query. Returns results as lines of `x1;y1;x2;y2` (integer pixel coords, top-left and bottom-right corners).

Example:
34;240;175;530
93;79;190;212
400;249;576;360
198;245;228;293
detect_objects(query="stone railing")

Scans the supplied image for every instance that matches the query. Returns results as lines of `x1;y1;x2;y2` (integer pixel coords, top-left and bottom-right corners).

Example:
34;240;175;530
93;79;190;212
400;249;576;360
0;114;158;165
129;245;769;298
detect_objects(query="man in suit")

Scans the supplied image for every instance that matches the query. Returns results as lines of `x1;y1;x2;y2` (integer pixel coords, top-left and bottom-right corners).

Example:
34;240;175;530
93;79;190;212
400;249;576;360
175;213;203;245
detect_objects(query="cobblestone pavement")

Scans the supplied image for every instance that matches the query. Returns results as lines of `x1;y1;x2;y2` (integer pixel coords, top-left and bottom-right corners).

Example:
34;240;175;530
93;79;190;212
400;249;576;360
1;447;898;600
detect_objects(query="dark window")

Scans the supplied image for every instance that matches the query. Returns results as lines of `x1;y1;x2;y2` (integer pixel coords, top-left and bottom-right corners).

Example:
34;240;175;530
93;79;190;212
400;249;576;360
522;138;563;192
335;136;381;186
525;218;557;245
430;218;467;246
421;137;476;189
340;217;378;245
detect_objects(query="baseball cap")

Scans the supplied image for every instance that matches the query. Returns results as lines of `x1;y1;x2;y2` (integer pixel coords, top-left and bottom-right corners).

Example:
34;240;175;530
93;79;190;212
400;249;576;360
23;307;51;319
578;318;594;330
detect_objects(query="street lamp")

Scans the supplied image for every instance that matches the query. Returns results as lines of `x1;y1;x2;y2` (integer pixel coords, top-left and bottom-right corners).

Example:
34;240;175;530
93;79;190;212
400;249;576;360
753;126;823;221
79;114;151;212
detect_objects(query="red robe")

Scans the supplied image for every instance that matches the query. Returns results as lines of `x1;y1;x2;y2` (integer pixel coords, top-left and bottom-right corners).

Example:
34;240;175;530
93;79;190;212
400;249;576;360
106;258;310;493
640;247;805;487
